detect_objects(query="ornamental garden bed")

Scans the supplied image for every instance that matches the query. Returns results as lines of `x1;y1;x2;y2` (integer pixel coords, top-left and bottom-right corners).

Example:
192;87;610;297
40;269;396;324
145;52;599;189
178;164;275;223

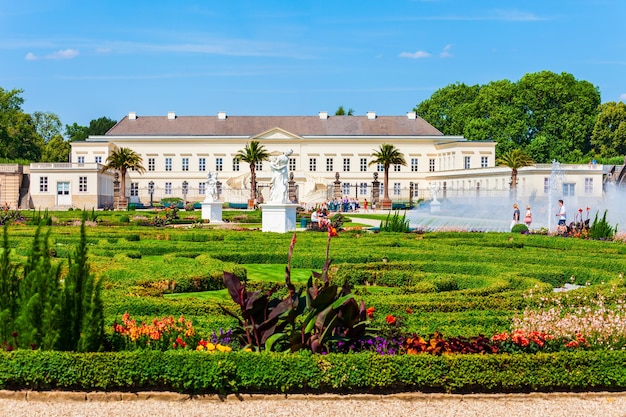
0;212;625;393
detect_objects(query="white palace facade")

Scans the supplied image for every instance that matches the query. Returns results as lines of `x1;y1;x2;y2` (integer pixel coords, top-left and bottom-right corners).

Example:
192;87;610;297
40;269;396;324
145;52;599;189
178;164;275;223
2;111;606;211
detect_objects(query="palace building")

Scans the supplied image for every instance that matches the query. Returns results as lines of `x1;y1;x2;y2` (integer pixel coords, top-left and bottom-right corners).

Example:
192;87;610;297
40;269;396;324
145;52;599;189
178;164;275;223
2;111;608;211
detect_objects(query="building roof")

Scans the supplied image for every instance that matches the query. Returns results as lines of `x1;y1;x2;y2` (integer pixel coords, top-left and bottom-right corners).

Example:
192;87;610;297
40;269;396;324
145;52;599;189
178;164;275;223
105;113;444;137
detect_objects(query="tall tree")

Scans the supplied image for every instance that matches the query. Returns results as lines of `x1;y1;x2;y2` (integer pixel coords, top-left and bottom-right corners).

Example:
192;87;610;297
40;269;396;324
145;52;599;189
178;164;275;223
41;135;71;162
235;141;269;204
88;116;117;135
64;122;89;142
415;82;480;135
369;144;406;207
496;149;534;198
32;111;62;144
100;146;146;200
0;88;43;161
415;72;601;162
590;101;626;158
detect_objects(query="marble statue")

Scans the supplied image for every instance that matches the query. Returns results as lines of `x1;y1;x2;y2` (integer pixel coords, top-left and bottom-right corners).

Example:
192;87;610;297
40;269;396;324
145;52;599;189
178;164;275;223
269;149;293;204
205;171;218;202
429;182;440;202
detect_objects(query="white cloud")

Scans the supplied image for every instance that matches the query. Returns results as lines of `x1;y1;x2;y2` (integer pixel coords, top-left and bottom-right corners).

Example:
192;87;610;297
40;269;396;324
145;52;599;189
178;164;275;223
399;50;431;59
619;93;626;102
24;48;79;61
96;47;112;54
440;44;453;58
49;48;79;59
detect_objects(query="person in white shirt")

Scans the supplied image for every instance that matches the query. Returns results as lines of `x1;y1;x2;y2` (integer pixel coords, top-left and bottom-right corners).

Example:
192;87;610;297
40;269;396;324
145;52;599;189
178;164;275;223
556;200;567;226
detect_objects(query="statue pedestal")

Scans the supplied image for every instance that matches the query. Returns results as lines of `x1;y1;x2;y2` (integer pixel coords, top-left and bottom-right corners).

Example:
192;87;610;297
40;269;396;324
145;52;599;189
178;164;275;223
430;200;441;213
201;201;223;223
260;203;298;233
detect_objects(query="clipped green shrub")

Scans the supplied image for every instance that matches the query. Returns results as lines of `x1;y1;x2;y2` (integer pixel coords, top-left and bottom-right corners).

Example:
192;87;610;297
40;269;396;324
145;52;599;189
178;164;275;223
1;350;626;394
118;215;130;223
434;277;459;292
511;223;529;233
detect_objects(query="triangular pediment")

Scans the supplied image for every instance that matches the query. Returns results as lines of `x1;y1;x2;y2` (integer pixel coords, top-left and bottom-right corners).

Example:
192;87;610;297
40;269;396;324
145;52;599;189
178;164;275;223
251;127;303;141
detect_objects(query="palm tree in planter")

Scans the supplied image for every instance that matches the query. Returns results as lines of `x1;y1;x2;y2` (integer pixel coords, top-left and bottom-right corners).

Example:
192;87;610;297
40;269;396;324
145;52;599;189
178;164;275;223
369;143;406;209
496;149;534;199
100;146;145;208
235;140;269;208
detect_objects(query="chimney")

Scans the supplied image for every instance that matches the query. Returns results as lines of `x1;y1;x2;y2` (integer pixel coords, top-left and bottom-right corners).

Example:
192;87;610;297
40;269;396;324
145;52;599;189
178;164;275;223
128;112;137;120
319;111;328;120
167;111;176;120
217;111;227;120
367;111;376;120
407;111;417;120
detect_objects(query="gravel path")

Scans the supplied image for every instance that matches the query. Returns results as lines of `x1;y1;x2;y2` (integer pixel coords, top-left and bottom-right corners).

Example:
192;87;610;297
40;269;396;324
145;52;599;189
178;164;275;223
1;391;625;417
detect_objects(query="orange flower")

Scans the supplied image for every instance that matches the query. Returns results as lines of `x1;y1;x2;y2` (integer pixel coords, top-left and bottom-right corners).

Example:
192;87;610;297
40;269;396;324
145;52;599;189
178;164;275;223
385;315;396;324
366;307;375;318
406;307;413;314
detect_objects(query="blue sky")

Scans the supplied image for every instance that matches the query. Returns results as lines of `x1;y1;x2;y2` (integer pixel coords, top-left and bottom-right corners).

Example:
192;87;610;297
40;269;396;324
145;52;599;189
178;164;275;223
1;0;624;128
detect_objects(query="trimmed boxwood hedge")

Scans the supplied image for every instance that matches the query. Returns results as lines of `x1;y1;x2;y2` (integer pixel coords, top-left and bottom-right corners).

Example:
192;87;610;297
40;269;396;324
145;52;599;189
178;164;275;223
0;350;625;394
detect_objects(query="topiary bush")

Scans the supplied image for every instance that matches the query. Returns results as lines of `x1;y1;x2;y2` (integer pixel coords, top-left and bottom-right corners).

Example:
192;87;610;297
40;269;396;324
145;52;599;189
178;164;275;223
511;223;529;233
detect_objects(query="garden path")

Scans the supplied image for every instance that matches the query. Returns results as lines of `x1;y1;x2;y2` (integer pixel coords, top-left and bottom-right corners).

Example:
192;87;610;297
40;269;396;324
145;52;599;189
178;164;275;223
1;391;625;417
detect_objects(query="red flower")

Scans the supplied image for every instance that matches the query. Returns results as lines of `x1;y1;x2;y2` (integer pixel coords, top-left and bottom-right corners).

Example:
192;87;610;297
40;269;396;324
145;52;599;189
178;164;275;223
385;315;396;324
366;307;375;318
578;208;583;213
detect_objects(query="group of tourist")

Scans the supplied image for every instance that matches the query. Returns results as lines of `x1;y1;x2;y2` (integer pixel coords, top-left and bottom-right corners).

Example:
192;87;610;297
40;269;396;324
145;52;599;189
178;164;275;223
312;197;373;214
510;199;567;231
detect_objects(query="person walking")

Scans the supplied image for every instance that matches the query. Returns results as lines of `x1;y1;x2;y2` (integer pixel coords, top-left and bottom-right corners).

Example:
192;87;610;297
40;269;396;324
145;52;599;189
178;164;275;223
556;199;567;226
511;204;520;230
524;205;533;227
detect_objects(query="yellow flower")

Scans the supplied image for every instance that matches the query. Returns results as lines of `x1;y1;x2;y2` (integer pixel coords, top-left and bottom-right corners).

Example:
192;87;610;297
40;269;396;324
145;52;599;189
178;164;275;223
216;344;232;352
206;342;216;351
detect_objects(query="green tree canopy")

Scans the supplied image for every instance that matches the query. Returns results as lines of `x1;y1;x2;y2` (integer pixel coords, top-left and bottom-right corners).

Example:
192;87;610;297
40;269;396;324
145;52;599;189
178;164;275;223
335;106;354;116
591;101;626;158
65;116;116;142
235;141;269;203
415;71;601;163
0;87;43;162
369;143;406;203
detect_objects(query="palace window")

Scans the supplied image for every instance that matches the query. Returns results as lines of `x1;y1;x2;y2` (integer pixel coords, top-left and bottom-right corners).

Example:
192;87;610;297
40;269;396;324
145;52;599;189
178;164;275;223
182;157;189;172
165;158;172;171
377;163;384;172
232;158;240;172
326;158;334;172
40;176;48;192
342;183;350;195
255;161;263;171
464;156;471;170
563;183;575;196
95;156;102;164
148;158;155;171
130;182;138;197
79;177;87;192
343;158;350;172
360;158;368;172
411;158;418;172
393;182;401;196
429;159;435;172
359;182;368;195
394;164;401;172
215;157;223;172
289;158;296;171
165;182;172;195
309;158;317;172
199;157;206;172
77;156;85;164
585;178;593;194
481;156;488;168
199;182;206;195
